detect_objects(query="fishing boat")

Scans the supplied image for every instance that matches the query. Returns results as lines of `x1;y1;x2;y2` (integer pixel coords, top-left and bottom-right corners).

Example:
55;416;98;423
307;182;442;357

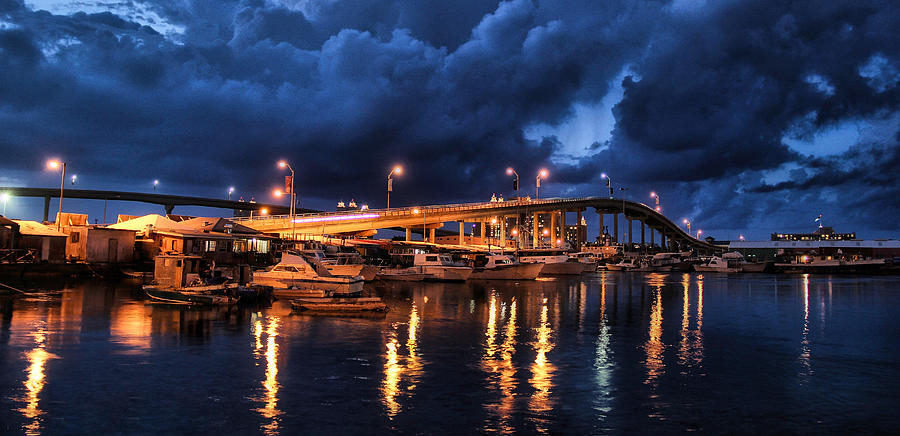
694;252;745;273
252;253;364;295
470;254;544;280
518;248;585;275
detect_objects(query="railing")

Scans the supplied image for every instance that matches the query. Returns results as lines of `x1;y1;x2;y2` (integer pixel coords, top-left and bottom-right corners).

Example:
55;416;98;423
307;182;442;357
0;249;38;264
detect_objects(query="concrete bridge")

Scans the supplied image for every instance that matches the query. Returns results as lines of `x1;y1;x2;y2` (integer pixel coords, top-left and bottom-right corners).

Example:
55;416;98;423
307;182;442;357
0;187;316;221
231;196;722;253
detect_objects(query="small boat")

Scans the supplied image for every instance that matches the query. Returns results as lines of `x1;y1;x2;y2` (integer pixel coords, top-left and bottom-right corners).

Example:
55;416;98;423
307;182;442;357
567;252;600;273
291;297;389;313
694;252;745;273
740;261;774;273
633;258;672;272
470;254;544;280
376;269;436;281
253;253;364;295
143;286;234;305
518;249;585;275
232;285;275;305
605;257;638;271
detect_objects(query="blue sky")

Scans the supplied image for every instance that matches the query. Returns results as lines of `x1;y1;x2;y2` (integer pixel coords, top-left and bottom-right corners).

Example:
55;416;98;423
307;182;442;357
1;0;898;240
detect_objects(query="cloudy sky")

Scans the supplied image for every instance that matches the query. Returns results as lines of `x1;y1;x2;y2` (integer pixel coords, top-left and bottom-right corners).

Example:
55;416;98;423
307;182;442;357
1;0;898;239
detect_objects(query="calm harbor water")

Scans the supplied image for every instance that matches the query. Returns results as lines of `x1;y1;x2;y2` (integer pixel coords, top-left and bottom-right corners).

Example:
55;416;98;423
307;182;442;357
2;273;899;434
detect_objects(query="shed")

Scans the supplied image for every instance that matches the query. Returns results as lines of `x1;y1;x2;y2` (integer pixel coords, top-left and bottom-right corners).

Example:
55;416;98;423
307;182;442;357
12;220;67;263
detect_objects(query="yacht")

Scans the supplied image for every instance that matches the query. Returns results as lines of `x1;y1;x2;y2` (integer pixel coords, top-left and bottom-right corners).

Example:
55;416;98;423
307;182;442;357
379;253;473;282
775;254;886;274
605;257;639;271
694;252;745;273
470;254;544;280
252;253;364;295
567;252;600;273
300;249;379;281
518;248;585;275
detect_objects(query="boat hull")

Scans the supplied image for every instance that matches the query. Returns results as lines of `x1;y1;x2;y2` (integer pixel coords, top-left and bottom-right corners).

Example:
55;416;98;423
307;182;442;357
326;264;379;281
418;266;473;281
694;265;741;273
291;297;389;313
377;270;436;281
252;276;364;296
471;263;544;280
533;262;585;275
143;287;232;305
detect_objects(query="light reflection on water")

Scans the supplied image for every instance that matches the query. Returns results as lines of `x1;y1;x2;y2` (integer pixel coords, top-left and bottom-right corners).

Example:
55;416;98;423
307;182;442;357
2;274;899;433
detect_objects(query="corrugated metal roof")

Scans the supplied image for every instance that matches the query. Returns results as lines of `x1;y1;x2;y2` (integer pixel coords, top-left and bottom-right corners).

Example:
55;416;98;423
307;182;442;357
730;240;900;249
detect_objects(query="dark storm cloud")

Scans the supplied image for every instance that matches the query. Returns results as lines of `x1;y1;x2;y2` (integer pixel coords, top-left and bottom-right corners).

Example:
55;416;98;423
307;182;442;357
1;0;899;235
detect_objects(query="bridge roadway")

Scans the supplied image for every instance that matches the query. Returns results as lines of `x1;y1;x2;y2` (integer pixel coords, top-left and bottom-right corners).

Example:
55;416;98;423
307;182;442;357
232;196;722;252
0;187;317;220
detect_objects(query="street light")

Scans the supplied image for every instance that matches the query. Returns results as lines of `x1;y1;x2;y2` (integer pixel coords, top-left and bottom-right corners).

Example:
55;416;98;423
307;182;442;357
535;169;548;199
650;192;661;212
228;186;235;200
506;167;519;199
682;218;691;235
153;179;159;191
47;159;66;230
601;173;613;198
387;166;402;209
1;192;9;216
71;175;77;185
277;160;296;241
697;229;702;239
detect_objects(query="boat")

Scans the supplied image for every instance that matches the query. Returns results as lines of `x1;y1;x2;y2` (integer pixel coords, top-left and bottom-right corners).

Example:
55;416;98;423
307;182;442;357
694;252;745;273
634;257;672;272
567;252;600;273
605;257;639;271
376;268;436;281
291;297;389;313
143;286;234;305
740;261;774;273
300;249;379;281
775;255;886;274
252;253;364;295
470;254;544;280
518;248;585;275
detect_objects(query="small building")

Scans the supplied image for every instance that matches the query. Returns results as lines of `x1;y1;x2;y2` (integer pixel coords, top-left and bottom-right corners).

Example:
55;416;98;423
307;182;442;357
771;227;856;241
11;220;67;263
56;213;136;263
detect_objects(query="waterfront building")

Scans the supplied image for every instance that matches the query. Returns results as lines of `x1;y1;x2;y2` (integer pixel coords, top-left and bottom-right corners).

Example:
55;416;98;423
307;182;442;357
729;239;900;262
55;213;136;263
7;220;67;263
771;226;856;241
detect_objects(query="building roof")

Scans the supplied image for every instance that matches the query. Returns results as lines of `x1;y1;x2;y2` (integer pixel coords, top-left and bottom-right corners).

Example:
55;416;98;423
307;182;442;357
108;214;196;233
12;220;67;237
730;240;900;249
179;217;261;235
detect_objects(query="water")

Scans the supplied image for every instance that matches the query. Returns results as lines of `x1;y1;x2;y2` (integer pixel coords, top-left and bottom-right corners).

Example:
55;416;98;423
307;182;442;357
2;273;899;434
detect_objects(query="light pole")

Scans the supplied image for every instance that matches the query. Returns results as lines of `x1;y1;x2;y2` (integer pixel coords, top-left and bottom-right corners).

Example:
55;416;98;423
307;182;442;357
153;180;159;191
228;186;235;200
71;175;77;185
47;160;66;230
682;218;692;235
1;192;9;216
278;160;296;241
506;167;519;199
650;192;661;212
601;173;613;198
697;229;702;239
535;169;548;199
387;166;402;209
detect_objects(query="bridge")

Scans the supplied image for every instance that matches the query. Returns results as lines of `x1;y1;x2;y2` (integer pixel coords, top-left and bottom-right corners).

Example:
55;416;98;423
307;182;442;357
0;187;317;221
232;196;722;253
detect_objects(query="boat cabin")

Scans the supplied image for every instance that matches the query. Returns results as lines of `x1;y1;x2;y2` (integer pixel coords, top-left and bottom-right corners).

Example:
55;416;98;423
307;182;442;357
414;253;457;266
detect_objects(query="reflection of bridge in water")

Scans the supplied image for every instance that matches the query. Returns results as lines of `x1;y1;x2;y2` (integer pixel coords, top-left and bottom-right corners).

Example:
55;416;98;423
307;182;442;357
232;196;721;253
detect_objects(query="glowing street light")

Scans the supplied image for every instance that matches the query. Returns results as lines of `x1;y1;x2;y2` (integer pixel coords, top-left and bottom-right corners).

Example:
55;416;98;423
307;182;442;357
739;234;745;241
71;175;77;185
601;173;613;198
506;167;519;199
650;192;661;212
387;166;402;209
535;168;548;199
682;218;692;235
277;160;296;241
273;189;283;198
1;192;9;216
697;229;702;239
153;179;159;191
228;186;235;200
46;159;66;230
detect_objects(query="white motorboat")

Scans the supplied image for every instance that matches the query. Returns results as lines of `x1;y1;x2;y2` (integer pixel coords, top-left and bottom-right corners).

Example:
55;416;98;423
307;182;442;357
300;249;379;281
605;257;639;271
518;249;585;275
253;253;364;295
470;254;544;280
694;252;745;273
567;252;600;273
411;253;473;281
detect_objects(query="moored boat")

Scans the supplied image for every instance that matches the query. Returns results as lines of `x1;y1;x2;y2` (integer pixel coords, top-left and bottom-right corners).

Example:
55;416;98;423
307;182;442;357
291;297;389;313
605;257;638;271
694;252;745;273
518;248;584;275
252;253;364;295
143;286;234;305
470;254;544;280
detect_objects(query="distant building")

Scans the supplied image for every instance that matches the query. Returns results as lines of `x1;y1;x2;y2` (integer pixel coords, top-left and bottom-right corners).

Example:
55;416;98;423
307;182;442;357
56;213;136;263
771;227;856;241
729;239;900;262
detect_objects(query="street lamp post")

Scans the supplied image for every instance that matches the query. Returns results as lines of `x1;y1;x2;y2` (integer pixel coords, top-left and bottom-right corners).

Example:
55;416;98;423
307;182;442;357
387;166;402;209
601;173;613;198
535;169;548;199
228;186;235;200
506;168;519;199
278;160;296;241
697;229;702;239
47;160;66;230
650;192;661;212
682;218;692;235
153;179;158;191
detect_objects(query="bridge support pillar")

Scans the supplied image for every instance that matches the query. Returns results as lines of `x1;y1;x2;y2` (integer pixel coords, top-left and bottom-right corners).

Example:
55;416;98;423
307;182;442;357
627;218;633;245
650;226;655;247
480;221;486;243
43;196;51;223
576;209;583;249
641;220;645;250
429;228;436;244
500;218;506;249
165;204;174;215
533;212;540;248
459;221;465;245
613;214;618;243
550;211;558;246
405;228;412;242
598;212;604;242
661;230;667;251
559;210;566;246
